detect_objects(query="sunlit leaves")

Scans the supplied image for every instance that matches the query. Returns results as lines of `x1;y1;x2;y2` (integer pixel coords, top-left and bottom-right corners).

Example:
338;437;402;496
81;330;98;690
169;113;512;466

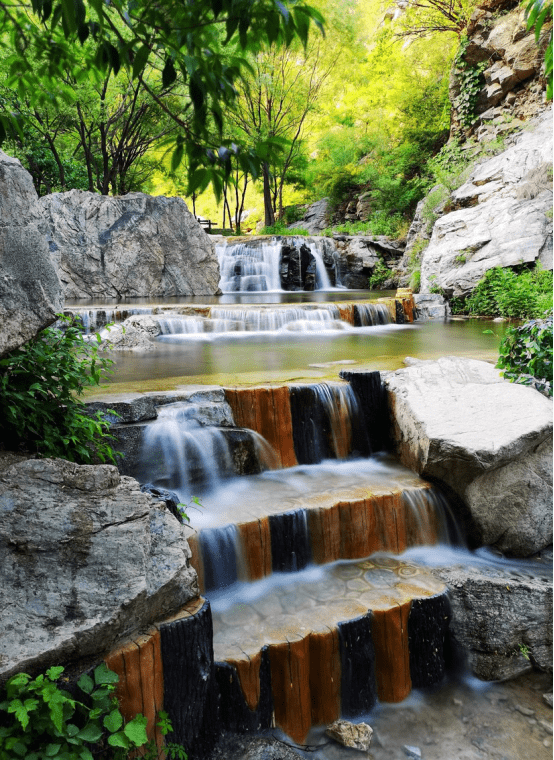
524;0;552;98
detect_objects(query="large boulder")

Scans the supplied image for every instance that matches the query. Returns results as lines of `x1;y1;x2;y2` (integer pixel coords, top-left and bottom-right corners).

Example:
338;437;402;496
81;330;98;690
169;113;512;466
0;151;63;357
41;190;221;299
420;108;553;296
0;456;198;681
384;357;553;556
434;564;552;680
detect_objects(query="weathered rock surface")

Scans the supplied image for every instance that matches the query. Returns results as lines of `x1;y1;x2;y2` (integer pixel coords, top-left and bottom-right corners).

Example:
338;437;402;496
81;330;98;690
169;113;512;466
94;322;155;351
333;235;405;288
450;1;550;135
289;198;330;234
433;565;553;680
413;293;449;320
326;719;373;751
420;108;553;296
41;190;220;299
384;357;553;555
0;151;63;357
0;456;198;681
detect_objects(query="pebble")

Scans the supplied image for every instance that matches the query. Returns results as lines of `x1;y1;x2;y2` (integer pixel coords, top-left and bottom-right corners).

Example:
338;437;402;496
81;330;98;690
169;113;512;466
544;738;552;748
453;698;463;706
528;718;537;725
514;704;535;717
543;693;553;708
538;720;553;735
403;746;422;759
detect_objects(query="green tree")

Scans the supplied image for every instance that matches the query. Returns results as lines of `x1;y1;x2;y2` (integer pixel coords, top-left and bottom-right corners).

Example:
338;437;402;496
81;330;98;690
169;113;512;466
0;0;324;198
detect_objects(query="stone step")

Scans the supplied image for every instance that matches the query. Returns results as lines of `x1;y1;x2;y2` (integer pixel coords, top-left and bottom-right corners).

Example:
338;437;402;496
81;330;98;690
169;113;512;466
186;470;452;590
210;556;449;743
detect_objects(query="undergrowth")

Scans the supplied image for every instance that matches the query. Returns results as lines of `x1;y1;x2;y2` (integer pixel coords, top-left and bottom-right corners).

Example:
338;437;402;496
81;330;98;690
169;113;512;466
0;316;118;463
497;316;553;397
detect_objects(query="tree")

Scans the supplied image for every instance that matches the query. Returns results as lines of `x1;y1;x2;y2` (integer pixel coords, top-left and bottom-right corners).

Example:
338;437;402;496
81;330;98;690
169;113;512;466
0;0;324;198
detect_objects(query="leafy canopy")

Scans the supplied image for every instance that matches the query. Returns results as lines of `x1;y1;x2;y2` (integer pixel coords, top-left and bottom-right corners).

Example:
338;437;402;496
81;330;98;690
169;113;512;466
0;0;324;198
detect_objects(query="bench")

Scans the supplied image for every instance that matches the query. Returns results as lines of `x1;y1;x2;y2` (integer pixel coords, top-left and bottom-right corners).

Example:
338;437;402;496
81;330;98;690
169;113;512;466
196;217;213;232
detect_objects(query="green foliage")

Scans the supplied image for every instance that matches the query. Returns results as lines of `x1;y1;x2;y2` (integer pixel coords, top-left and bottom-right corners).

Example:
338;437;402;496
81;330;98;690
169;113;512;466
453;37;488;128
259;220;309;236
0;664;149;760
409;269;421;292
368;259;391;289
463;266;553;318
524;0;553;99
497;315;553;396
0;0;324;199
321;212;405;239
0;317;117;463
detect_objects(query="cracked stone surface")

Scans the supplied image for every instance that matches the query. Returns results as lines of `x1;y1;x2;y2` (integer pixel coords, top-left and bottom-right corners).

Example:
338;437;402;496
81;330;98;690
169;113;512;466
40;190;220;299
384;357;553;555
0;455;198;681
420;108;553;296
0;150;62;357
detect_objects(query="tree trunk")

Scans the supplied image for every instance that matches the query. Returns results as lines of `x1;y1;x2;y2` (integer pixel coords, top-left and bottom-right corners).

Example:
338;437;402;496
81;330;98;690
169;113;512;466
263;162;274;227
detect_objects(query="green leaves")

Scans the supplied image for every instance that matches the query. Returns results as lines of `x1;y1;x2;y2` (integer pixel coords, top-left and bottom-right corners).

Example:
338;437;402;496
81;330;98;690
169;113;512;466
524;0;552;99
497;316;553;396
0;315;118;464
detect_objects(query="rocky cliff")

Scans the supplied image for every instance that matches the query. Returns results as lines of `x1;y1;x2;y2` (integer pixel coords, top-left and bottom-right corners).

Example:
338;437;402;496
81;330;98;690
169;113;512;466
0;151;62;357
41;190;221;299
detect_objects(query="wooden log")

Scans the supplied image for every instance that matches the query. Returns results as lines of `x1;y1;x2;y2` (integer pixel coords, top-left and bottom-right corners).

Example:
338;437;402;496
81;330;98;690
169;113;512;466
269;636;312;744
338;614;377;718
238;517;272;581
309;628;341;726
215;647;273;733
408;592;452;688
372;602;412;703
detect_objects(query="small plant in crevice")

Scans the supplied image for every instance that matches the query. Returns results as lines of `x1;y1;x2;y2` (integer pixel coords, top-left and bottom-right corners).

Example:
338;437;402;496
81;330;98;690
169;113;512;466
453;37;488;129
0;316;118;464
368;259;391;289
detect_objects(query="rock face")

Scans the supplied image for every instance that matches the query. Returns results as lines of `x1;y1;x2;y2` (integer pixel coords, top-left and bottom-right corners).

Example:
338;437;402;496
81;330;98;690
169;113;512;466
420;108;553;296
333;235;405;288
450;0;550;137
326;720;373;751
384;357;553;556
0;456;198;681
289;198;330;234
0;151;63;357
41;190;220;299
434;565;552;681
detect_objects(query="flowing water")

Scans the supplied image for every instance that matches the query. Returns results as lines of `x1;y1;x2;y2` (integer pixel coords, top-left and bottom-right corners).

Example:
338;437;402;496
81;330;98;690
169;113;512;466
74;273;545;756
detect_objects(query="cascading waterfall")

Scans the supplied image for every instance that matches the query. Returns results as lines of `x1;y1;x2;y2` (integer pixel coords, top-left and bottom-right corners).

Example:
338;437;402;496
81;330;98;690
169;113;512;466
66;307;154;333
216;239;282;292
354;302;392;326
140;403;236;492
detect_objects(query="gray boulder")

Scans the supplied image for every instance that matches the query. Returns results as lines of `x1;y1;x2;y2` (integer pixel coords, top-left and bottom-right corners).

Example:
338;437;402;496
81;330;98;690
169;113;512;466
384;357;553;556
0;151;63;357
434;564;552;680
290;198;330;234
41;190;220;299
420;108;553;296
0;456;198;681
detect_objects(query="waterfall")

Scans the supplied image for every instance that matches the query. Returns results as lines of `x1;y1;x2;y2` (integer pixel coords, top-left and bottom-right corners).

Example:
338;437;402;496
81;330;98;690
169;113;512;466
216;239;282;292
65;307;154;333
305;239;332;290
200;525;242;591
140;403;235;492
290;382;371;463
354;303;392;326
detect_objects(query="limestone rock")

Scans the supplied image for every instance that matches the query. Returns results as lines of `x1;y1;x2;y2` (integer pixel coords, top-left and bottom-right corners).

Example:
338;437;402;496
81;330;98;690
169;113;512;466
41;190;220;299
413;293;449;320
433;565;552;680
384;357;553;556
0;456;198;680
420;109;553;296
290;198;330;234
326;719;373;751
94;322;155;351
0;151;63;357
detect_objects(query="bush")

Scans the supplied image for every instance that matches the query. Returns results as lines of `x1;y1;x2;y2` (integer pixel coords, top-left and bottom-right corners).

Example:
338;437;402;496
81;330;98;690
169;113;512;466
463;266;553;318
368;259;390;289
0;664;187;760
259;220;309;236
496;316;553;397
0;317;118;463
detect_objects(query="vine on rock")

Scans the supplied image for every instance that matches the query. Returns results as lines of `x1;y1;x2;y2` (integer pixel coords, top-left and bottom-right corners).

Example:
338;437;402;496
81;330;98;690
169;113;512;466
454;37;488;129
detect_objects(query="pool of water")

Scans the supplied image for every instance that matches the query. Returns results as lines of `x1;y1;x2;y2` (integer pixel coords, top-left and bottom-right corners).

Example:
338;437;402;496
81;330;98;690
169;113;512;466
91;315;509;394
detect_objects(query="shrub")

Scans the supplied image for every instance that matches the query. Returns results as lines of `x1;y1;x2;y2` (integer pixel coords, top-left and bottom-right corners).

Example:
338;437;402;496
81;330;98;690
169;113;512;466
259;220;309;236
496;316;553;397
368;259;390;289
463;266;553;318
0;664;187;760
0;317;118;463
